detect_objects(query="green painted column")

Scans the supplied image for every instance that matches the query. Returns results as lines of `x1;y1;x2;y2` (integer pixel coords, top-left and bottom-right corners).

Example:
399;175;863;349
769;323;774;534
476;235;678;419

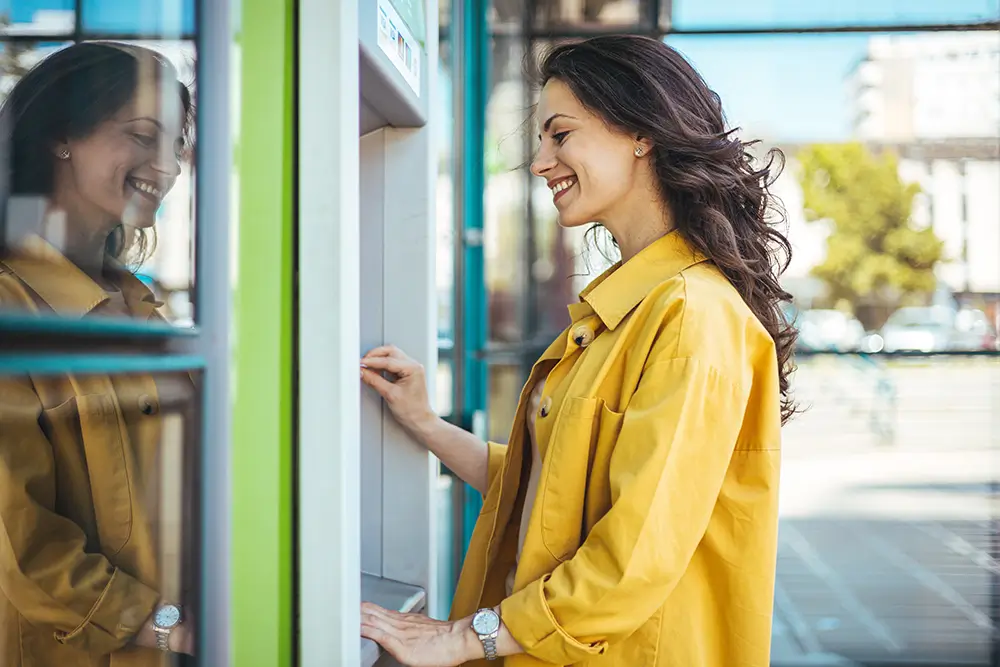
231;1;295;665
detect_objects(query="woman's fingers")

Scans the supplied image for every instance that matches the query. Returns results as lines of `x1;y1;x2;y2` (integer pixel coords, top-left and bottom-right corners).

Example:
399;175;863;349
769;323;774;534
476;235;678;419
363;603;438;627
361;355;411;376
363;344;407;361
360;367;396;400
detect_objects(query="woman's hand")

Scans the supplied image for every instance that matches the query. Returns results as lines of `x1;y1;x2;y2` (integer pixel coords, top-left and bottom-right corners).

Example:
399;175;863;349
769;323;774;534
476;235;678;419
360;345;436;435
360;603;479;667
169;618;196;655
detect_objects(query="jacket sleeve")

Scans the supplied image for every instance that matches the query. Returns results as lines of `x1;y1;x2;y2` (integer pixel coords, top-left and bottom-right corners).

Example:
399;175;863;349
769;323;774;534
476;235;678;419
0;376;160;655
500;356;751;665
484;441;508;497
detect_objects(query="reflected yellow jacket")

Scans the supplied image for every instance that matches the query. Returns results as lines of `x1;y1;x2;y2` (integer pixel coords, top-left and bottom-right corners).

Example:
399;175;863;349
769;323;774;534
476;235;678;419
0;238;170;667
451;231;782;667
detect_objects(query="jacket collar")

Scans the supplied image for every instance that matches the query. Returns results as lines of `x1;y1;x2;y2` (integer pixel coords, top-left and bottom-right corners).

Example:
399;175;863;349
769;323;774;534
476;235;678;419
576;229;708;331
1;235;162;320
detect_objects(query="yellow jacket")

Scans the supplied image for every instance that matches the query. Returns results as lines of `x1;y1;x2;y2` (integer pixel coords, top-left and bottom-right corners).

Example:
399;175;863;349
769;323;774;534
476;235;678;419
451;231;782;666
0;237;173;667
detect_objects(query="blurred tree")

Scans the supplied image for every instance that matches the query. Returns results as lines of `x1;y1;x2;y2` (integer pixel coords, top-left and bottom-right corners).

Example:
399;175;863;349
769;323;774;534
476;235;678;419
798;142;944;314
0;13;34;79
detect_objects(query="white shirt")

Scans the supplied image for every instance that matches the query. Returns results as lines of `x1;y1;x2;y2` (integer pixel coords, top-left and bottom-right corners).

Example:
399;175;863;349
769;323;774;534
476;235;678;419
506;377;546;597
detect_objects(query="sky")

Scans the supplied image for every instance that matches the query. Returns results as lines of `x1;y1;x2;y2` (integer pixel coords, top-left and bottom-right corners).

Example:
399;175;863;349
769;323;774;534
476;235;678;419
667;0;999;142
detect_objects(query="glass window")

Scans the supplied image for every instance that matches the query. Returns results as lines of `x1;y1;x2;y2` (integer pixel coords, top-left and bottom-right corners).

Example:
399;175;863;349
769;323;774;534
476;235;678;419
531;0;644;29
0;41;68;88
437;38;455;343
485;36;529;343
81;0;195;36
0;367;202;663
488;0;524;33
436;357;454;417
0;1;75;36
670;0;1000;31
439;0;450;30
1;28;198;329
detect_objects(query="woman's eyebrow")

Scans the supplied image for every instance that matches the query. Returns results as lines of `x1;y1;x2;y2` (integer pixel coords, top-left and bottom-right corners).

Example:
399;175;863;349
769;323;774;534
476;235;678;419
542;113;576;132
126;116;165;130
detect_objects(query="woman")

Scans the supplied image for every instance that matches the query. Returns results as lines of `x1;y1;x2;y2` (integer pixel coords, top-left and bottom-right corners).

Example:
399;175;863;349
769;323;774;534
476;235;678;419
0;42;196;665
360;35;796;667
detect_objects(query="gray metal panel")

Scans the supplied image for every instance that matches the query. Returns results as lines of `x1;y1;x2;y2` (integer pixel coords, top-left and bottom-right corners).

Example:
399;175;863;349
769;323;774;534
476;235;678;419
360;129;386;576
380;124;436;591
298;0;362;664
359;0;428;128
190;1;232;664
361;98;388;135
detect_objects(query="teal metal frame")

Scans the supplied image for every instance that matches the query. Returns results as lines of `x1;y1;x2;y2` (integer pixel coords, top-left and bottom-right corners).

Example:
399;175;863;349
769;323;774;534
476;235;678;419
0;354;205;375
457;0;490;554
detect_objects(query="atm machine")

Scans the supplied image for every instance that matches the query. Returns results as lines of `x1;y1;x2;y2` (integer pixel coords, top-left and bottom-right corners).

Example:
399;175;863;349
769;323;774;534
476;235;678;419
297;1;438;665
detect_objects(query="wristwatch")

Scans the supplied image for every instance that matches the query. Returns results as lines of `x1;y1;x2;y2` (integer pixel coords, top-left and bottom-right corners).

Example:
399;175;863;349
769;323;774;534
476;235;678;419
471;608;501;661
152;603;182;652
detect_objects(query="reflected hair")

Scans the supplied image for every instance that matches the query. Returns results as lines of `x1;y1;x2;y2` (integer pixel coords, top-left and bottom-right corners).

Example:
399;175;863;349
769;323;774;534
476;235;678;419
0;41;194;268
530;36;798;423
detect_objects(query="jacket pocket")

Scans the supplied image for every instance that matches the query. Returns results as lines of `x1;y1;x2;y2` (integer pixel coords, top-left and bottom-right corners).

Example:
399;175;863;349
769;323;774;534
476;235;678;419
43;394;133;556
582;401;625;535
540;396;599;562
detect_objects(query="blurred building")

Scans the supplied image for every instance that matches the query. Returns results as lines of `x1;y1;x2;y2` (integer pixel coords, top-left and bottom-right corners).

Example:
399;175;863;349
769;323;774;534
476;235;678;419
847;32;1000;301
848;32;1000;142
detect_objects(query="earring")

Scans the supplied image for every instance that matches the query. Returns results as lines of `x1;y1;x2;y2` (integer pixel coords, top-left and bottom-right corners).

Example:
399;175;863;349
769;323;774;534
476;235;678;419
58;149;70;160
634;146;644;157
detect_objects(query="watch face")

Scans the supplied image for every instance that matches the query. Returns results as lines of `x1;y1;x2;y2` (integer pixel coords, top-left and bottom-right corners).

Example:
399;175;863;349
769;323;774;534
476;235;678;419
472;609;500;635
154;604;181;629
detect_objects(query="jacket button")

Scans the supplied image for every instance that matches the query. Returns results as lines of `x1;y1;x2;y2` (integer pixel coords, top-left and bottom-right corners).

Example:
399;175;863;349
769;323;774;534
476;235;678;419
572;324;595;348
539;396;552;418
138;394;158;416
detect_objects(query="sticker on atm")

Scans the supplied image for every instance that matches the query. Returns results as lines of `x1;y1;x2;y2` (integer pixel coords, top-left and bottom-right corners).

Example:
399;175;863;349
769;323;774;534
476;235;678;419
377;0;421;96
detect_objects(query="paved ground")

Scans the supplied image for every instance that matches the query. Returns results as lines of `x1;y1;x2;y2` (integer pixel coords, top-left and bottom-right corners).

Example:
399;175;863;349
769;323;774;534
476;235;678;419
772;356;999;666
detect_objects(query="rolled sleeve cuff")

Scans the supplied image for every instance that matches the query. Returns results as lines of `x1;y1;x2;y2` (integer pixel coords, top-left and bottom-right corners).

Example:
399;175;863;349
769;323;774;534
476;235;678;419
485;441;508;496
54;567;160;655
500;575;608;665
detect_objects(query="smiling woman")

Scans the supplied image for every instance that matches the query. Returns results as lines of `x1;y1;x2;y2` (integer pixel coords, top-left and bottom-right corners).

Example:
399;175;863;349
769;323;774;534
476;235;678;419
0;41;196;325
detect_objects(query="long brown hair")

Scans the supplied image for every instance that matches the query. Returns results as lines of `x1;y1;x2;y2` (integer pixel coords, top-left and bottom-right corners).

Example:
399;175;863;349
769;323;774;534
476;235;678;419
535;35;798;423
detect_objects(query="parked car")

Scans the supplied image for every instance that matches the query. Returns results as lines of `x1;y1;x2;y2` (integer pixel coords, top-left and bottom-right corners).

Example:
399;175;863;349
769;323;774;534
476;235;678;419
880;306;953;353
950;308;999;351
796;309;865;352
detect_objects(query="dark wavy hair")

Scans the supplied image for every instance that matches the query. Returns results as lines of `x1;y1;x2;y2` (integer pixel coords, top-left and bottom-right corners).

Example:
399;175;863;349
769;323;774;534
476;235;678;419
534;35;797;423
0;41;194;269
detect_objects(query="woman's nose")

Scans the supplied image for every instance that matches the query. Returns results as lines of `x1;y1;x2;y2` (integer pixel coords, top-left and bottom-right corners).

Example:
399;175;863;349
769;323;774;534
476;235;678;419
530;150;556;178
151;148;183;178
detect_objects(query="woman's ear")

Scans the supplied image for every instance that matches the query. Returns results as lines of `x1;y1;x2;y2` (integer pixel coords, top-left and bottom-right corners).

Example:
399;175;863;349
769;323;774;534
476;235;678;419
53;143;71;160
634;134;654;157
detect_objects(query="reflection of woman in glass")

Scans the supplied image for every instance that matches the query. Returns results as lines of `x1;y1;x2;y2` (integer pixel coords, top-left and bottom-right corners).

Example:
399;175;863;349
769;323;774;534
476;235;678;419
0;43;195;665
360;36;796;666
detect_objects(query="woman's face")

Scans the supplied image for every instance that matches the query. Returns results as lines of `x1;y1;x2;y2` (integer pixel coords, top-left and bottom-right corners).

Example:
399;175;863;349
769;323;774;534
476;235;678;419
56;75;186;231
531;78;649;229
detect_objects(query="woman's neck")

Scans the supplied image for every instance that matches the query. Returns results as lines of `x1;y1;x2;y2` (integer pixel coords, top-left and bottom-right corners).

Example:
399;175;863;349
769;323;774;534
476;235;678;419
40;206;116;286
604;193;675;264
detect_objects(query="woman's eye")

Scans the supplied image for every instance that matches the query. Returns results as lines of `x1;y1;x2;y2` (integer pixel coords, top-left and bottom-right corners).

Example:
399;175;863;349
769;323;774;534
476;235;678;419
552;131;569;144
132;133;156;148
